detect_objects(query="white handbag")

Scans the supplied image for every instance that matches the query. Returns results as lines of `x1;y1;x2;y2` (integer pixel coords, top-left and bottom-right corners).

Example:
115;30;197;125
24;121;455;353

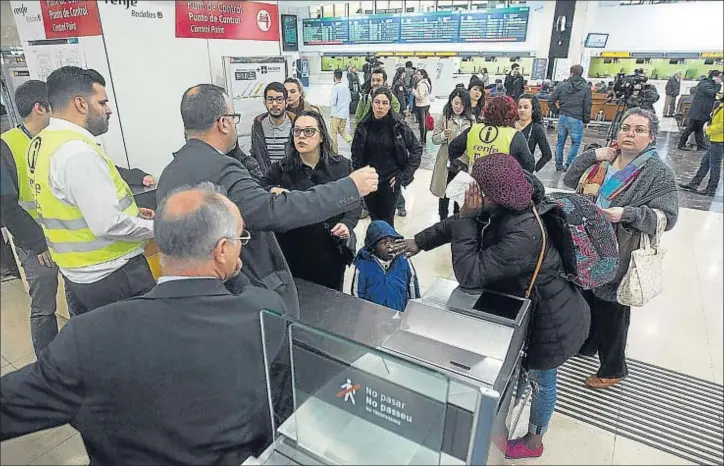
616;209;667;307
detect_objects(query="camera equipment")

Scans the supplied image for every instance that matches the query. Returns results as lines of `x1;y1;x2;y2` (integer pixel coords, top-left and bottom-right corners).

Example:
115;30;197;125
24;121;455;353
604;69;649;145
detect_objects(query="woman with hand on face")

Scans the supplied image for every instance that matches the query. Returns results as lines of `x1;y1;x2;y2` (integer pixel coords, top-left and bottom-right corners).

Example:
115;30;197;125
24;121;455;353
259;111;360;291
431;87;475;221
352;86;422;228
564;107;679;390
284;77;322;116
516;93;553;172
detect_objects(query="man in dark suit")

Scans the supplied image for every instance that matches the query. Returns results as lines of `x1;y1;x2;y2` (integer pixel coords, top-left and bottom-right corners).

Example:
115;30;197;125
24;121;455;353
157;84;379;317
1;184;285;465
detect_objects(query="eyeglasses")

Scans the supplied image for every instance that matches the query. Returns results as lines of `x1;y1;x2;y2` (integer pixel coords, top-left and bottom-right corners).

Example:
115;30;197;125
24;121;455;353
265;96;286;104
220;113;241;124
229;230;251;245
293;127;320;138
618;125;650;136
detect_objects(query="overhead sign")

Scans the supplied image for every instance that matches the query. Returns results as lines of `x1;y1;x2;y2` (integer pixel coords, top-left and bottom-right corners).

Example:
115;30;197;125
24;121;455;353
302;7;529;46
175;1;279;41
530;57;548;81
600;51;630;58
39;0;102;39
701;52;723;59
281;14;298;52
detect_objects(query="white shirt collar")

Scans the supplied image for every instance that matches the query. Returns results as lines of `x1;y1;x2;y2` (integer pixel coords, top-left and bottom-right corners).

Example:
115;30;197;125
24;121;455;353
47;117;98;141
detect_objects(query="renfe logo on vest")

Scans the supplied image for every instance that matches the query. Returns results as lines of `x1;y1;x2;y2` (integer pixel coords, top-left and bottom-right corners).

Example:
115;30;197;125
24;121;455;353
472;125;501;157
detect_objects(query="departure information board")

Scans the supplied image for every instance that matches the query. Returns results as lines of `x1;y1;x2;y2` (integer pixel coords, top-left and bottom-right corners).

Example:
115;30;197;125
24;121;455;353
458;8;529;42
302;7;529;45
399;12;458;44
302;18;349;45
349;14;401;44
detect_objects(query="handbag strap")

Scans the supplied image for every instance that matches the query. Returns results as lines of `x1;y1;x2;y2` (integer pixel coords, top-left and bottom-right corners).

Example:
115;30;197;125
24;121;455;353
526;205;547;299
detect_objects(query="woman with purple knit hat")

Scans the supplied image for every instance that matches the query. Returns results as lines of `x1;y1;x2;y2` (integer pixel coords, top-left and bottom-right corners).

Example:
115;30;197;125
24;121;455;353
403;153;590;460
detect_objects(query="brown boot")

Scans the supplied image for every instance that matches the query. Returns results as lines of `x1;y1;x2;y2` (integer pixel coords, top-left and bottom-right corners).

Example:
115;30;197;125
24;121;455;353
584;375;624;389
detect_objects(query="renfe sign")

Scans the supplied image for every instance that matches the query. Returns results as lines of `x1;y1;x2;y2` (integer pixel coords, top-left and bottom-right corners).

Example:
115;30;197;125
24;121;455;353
40;0;102;39
175;1;280;41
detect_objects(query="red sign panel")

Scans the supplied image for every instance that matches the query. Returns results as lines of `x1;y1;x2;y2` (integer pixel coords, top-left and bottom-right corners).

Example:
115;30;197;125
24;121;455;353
175;1;280;41
40;0;102;39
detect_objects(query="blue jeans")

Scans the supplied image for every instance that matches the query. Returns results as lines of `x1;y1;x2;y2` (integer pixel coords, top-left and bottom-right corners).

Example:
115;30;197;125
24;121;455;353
690;142;723;193
528;368;557;435
408;90;415;113
555;114;584;167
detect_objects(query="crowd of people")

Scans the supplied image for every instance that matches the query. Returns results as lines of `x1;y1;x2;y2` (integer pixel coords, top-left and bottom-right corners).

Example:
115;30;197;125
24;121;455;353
5;56;724;465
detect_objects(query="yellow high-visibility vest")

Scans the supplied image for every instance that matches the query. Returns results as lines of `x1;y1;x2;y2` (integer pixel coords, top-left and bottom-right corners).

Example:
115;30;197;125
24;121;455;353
28;128;145;269
1;127;38;218
466;124;518;170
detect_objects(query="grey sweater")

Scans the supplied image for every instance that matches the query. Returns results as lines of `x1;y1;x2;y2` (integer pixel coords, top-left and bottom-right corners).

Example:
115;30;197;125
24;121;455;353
564;149;679;302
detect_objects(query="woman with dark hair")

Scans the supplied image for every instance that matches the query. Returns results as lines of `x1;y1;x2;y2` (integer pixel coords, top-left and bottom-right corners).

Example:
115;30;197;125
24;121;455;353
352;86;422;227
284;77;322;115
260;111;360;291
468;76;486;122
431;88;475;220
412;68;432;143
448;95;535;173
481;67;490;87
516;93;553;172
392;67;408;116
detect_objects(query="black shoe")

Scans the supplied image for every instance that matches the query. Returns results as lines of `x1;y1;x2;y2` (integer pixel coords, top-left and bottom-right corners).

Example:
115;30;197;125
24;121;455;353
556;165;563;172
398;207;407;217
678;182;698;192
697;189;716;197
677;145;691;151
696;145;710;152
563;165;569;172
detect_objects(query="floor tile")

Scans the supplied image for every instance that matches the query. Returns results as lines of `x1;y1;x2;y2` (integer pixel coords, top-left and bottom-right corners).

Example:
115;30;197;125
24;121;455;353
1;280;35;364
1;363;16;377
0;425;77;465
28;434;89;466
1;355;9;368
611;435;696;465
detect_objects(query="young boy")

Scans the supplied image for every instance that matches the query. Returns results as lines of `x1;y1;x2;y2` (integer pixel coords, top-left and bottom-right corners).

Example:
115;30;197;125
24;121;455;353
351;220;420;312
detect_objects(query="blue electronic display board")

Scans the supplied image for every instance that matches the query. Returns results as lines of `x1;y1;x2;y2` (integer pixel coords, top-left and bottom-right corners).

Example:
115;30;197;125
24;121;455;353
302;7;529;46
302;18;349;46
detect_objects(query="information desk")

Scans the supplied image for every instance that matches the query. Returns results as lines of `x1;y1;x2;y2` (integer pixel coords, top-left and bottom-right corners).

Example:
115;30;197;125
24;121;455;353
247;279;531;465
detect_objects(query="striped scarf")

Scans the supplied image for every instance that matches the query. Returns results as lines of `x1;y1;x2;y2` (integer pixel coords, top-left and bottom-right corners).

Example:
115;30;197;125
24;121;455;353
577;147;657;204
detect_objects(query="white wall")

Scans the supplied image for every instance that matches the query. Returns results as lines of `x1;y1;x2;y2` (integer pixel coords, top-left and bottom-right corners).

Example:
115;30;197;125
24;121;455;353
583;1;724;53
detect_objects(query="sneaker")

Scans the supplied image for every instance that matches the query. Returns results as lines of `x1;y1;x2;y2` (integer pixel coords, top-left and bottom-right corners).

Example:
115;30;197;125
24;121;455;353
398;207;407;217
555;165;563;172
563;165;569;172
678;182;698;192
505;438;544;460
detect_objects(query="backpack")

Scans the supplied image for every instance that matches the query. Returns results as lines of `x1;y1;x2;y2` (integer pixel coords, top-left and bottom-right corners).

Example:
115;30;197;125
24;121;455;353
540;192;619;290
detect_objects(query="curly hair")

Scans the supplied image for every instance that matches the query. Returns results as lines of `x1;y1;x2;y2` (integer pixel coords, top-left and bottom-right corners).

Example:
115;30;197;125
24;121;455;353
518;93;543;124
482;95;518;128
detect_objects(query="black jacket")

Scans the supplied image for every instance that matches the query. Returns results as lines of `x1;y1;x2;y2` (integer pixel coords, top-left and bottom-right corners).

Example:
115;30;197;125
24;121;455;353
351;112;422;187
448;126;535;173
520;122;553;173
259;155;361;290
250;111;296;174
157;139;361;316
1;278;284;465
504;73;525;101
414;176;590;371
665;76;681;97
227;142;263;179
688;77;722;122
549;76;593;124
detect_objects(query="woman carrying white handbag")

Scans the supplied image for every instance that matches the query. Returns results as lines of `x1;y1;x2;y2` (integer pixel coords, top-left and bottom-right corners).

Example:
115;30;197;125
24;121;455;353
563;107;679;390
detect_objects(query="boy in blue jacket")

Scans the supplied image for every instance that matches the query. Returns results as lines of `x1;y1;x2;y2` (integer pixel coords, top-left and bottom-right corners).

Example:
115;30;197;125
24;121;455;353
351;220;420;312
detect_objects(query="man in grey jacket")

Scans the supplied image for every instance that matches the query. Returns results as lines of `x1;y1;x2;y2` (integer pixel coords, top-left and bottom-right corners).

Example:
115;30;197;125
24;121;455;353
549;64;592;171
157;85;379;316
664;71;682;117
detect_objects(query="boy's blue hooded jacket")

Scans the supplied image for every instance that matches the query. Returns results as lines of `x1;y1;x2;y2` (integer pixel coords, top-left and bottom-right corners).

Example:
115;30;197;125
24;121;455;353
352;221;420;312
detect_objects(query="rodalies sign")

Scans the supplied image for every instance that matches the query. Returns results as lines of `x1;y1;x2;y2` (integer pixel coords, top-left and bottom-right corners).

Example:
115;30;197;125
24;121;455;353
175;1;279;41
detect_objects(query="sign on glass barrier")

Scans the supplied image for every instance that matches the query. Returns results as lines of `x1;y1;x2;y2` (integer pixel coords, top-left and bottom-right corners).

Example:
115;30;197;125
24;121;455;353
287;322;450;465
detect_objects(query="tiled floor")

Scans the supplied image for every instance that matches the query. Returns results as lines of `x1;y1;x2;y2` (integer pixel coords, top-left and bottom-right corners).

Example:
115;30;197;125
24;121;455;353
2;90;722;464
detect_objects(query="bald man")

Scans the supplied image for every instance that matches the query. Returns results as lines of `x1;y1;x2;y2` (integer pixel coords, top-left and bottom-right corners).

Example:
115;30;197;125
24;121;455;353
1;183;285;465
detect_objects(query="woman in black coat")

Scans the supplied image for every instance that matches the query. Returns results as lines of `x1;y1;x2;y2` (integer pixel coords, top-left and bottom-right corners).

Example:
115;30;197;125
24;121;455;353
351;86;422;228
402;153;589;461
678;70;722;151
260;111;361;291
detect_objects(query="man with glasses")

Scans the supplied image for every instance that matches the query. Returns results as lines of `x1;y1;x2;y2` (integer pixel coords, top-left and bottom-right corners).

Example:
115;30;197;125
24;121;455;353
251;82;295;174
1;183;286;464
158;84;379;317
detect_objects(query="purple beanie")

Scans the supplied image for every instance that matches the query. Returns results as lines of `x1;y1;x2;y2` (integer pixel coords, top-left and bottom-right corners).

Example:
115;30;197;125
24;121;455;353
471;154;533;211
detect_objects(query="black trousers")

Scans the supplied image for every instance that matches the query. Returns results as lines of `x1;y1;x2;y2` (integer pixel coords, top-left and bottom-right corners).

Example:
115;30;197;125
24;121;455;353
415;105;430;143
678;119;707;149
580;292;631;379
438;170;460;221
66;253;155;313
365;181;400;228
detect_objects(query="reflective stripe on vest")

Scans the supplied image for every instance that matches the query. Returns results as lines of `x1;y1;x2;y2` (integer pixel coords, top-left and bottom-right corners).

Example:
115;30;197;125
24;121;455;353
466;124;518;170
0;127;38;219
29;128;144;269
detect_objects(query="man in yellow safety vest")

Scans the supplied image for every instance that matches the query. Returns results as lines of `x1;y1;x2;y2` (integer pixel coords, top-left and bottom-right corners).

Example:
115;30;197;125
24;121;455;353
27;66;155;312
0;80;84;354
